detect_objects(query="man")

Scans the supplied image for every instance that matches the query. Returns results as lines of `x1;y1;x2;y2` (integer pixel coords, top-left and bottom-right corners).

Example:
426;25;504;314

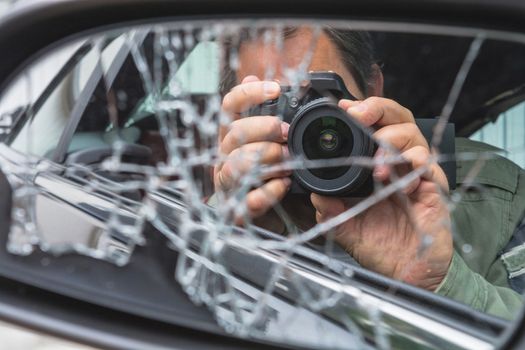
213;26;525;319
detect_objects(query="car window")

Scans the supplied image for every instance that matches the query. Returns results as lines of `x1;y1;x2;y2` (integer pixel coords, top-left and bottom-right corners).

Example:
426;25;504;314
8;36;129;159
470;102;525;168
7;41;88;158
1;20;525;350
62;40;220;168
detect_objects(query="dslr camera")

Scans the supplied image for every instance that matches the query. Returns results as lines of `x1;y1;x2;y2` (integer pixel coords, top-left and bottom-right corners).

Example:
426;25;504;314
249;71;376;197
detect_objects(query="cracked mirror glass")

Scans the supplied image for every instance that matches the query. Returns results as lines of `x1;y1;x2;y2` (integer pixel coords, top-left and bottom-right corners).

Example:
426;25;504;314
0;19;524;350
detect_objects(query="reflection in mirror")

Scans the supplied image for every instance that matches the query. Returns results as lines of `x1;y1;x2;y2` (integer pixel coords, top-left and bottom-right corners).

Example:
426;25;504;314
0;19;524;350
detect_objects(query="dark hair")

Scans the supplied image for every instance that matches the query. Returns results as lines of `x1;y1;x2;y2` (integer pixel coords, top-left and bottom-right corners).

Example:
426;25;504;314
219;27;377;96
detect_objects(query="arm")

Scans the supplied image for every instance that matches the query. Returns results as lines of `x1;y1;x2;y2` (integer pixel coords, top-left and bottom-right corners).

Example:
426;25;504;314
437;250;523;320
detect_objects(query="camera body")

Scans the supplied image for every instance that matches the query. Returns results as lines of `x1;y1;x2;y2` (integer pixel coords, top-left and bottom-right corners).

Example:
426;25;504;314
249;72;376;197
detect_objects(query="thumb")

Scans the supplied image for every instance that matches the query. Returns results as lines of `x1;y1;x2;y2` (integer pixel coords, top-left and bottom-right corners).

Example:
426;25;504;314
310;193;346;222
241;75;260;84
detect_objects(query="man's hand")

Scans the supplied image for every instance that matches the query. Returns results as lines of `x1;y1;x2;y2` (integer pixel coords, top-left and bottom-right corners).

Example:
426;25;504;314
311;97;453;291
215;76;292;218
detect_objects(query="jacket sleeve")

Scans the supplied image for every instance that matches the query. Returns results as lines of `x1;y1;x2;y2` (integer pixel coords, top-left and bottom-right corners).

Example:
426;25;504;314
435;250;523;320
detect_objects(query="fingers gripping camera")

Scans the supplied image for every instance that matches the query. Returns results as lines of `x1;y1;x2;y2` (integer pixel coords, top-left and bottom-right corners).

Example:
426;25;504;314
249;72;377;197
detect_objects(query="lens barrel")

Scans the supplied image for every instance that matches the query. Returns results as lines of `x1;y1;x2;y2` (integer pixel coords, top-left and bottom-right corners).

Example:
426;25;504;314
288;98;375;196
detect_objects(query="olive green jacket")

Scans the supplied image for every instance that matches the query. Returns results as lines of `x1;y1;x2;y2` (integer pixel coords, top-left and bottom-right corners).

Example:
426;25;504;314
435;138;525;320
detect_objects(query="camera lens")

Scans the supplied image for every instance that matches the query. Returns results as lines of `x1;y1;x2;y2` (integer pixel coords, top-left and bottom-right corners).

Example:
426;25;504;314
288;97;376;196
302;116;353;180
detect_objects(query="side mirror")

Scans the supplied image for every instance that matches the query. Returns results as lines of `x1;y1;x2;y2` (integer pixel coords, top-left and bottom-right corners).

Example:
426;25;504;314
0;1;524;350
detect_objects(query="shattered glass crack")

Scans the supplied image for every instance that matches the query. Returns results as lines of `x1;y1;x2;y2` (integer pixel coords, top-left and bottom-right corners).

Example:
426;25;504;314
0;16;523;350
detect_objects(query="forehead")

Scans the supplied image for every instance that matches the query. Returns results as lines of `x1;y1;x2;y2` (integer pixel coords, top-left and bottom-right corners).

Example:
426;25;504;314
236;28;363;98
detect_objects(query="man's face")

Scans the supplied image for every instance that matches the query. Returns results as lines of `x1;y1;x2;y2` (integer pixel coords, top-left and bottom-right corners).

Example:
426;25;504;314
236;27;366;99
